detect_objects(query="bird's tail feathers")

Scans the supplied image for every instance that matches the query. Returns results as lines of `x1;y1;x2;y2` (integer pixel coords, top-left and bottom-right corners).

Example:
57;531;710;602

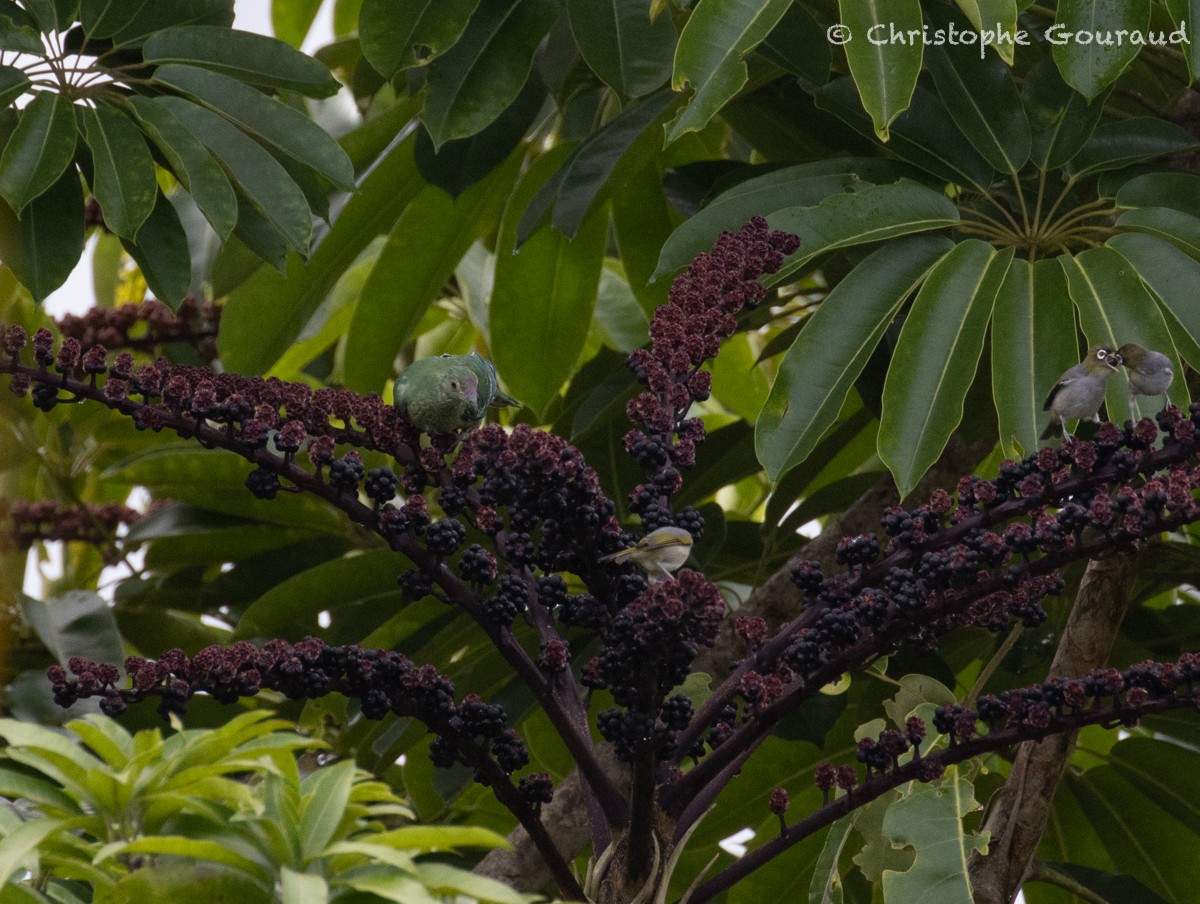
599;549;631;564
1039;420;1062;440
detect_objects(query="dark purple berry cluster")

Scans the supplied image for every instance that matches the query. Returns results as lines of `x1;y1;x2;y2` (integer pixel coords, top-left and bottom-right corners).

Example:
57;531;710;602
8;498;142;563
56;296;220;361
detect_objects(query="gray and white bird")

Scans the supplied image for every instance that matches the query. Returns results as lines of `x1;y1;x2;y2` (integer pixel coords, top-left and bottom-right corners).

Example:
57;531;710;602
1116;343;1174;422
1040;344;1122;441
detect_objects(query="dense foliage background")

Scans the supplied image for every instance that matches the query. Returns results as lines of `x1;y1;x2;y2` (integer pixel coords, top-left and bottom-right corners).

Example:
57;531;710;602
6;0;1200;902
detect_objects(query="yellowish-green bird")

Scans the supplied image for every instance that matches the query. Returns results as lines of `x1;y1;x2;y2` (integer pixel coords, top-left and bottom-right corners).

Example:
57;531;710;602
393;352;518;435
1116;343;1174;422
600;526;694;582
1040;344;1121;441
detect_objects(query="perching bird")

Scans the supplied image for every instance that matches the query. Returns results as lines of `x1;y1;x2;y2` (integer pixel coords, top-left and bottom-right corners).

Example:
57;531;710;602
1040;344;1121;441
600;526;694;582
1116;343;1174;422
393;353;518;435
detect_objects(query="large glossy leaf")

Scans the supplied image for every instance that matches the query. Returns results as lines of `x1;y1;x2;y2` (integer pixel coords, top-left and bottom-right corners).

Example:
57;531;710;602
837;0;923;140
492;148;607;416
1064;117;1197;178
156;96;312;260
360;0;479;78
1165;0;1200;80
122;190;190;306
757;4;831;89
107;0;232;46
79;103;156;239
144;25;340;97
952;0;1019;63
1052;0;1151;99
756;234;953;481
611;163;675;315
1021;57;1109;170
924;5;1029;174
568;0;676;99
1115;171;1200;219
991;258;1078;458
0;167;83;302
0;66;29;107
664;0;793;142
1059;246;1186;422
814;79;994;191
879;240;1011;497
654;157;911;277
765;179;960;286
153;64;353;188
81;0;147;37
124;94;236;241
0;4;43;53
21;590;123;669
422;0;557;148
0;93;76;213
341;146;522;392
1116;207;1200;260
1108;232;1200;373
218;133;423;376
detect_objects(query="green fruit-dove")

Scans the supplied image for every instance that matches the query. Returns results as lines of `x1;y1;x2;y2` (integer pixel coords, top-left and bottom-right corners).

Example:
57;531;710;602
393;353;518;435
1040;344;1121;441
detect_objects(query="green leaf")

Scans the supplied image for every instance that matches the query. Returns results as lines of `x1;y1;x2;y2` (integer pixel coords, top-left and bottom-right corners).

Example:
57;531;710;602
20;590;123;669
1165;0;1200;80
145;26;340;97
218;133;423;375
991;258;1078;459
0;93;77;213
814;79;994;191
808;813;855;904
79;102;156;239
122;190;190;306
360;0;479;78
756;235;953;481
282;866;329;904
422;0;557;148
1036;862;1172;904
1021;57;1109;170
1064;117;1198;177
1059;246;1187;422
80;0;148;38
880;769;988;904
0;167;84;302
924;6;1029;174
0;66;29;106
271;0;321;47
836;0;923;140
879;240;1011;497
1052;0;1151;99
952;0;1019;63
124;94;236;241
765;179;961;286
611;162;674;315
155;96;313;259
413;862;531;904
665;0;793;142
153;64;353;188
492;147;607;416
95;836;267;877
757;4;831;89
0;819;64;887
654;157;909;277
108;0;233;46
301;761;355;858
568;0;676;99
342;146;522;392
1108;232;1200;374
1115;171;1200;219
1116;206;1200;259
0;5;43;53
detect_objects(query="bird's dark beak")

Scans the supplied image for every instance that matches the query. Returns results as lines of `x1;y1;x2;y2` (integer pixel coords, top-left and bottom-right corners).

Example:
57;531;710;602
1108;354;1122;369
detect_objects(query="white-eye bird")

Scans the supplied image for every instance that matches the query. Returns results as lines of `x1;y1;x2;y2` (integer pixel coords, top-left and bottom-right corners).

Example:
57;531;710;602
600;526;694;582
393;353;518;435
1040;344;1121;441
1116;343;1174;422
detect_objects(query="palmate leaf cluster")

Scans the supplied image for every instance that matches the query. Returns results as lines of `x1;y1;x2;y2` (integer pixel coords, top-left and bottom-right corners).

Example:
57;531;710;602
7;1;1200;904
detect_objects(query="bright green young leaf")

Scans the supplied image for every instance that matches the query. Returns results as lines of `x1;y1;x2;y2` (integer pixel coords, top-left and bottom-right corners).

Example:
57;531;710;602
122;190;190;306
880;769;988;904
1064;118;1198;177
0;819;65;887
492;148;607;416
342;146;521;392
360;0;479;78
153;64;353;188
568;0;676;99
1052;0;1151;100
924;6;1029;174
414;862;532;904
218;133;423;376
953;0;1019;63
879;240;1012;497
80;0;148;38
271;0;321;47
282;866;329;904
765;179;960;286
814;79;995;191
808;813;856;904
756;234;953;481
1108;232;1200;373
79;103;156;239
422;0;557;148
665;0;792;142
124;94;236;241
0;66;29;107
156;96;313;260
0;167;83;302
1021;57;1109;170
1059;246;1187;422
145;26;340;97
95;836;268;878
836;0;923;140
991;258;1078;458
301;760;356;858
0;93;76;213
1165;0;1200;80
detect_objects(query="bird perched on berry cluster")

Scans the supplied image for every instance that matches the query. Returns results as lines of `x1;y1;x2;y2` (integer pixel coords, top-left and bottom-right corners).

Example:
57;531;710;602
1116;342;1174;422
393;352;518;435
600;526;694;583
1040;344;1121;441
